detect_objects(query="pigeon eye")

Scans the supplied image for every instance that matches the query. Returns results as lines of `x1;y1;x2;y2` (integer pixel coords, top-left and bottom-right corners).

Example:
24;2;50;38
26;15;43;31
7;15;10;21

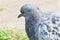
20;10;24;14
21;10;28;14
23;10;28;14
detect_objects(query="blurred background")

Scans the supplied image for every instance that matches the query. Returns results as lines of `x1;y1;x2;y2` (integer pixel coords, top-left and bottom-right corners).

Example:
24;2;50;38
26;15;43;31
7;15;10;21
0;0;60;40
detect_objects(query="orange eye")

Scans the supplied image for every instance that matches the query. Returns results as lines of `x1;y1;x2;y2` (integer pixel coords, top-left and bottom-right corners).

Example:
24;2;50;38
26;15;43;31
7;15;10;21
24;10;28;14
21;10;28;14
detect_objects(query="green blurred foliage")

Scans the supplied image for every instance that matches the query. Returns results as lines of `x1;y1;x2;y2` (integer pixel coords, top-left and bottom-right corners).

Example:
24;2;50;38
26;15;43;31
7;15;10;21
0;29;29;40
0;7;4;11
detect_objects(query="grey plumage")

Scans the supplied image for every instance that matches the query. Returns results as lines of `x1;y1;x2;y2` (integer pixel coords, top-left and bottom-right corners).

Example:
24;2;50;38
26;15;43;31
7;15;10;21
18;4;60;40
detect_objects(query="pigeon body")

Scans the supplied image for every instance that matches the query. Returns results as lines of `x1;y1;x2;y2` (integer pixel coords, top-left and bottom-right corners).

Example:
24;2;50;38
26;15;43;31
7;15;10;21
18;4;60;40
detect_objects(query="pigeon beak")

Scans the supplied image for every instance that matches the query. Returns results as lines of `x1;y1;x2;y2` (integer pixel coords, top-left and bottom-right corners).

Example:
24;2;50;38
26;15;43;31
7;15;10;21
18;14;23;18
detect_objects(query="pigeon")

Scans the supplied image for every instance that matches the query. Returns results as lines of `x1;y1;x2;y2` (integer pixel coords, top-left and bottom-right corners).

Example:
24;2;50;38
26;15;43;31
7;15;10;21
18;4;60;40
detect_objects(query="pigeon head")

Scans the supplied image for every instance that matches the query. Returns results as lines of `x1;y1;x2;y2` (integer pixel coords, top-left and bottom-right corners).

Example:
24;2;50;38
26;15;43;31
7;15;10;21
18;4;40;21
